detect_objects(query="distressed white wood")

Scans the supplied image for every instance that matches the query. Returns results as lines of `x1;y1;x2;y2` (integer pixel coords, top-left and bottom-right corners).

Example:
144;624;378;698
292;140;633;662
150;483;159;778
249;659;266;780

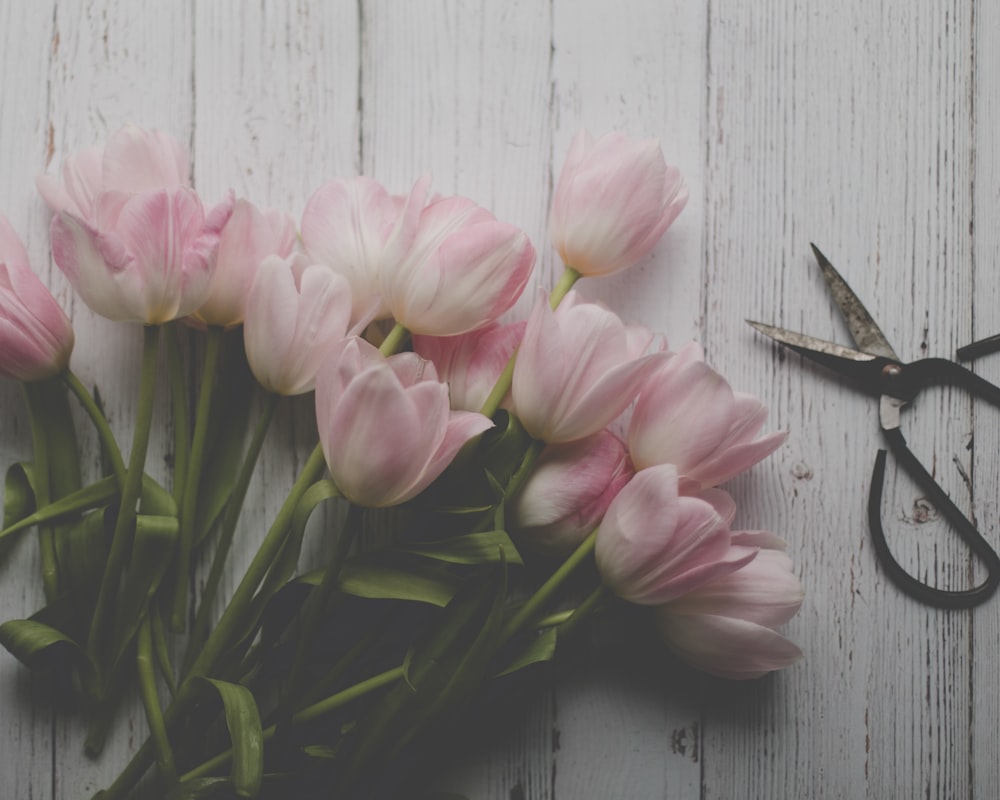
1;1;998;799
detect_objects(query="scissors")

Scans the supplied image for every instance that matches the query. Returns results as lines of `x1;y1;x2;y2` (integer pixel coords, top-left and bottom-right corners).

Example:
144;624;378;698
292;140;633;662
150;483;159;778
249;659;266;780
748;244;1000;609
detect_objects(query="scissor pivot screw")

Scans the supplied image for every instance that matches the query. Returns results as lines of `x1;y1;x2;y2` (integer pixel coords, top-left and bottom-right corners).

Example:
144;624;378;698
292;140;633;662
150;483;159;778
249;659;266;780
882;364;903;379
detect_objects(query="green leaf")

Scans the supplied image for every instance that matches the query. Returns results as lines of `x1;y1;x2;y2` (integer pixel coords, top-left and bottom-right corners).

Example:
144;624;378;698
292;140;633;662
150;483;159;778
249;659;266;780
140;473;178;517
53;510;109;610
0;476;118;542
400;530;523;566
107;514;179;674
494;626;558;677
337;556;462;607
198;678;264;798
1;462;37;560
0;618;91;674
476;410;532;488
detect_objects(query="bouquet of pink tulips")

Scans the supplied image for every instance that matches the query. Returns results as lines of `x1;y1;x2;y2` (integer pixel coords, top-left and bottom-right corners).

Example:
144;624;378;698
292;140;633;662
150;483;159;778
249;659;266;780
0;124;803;799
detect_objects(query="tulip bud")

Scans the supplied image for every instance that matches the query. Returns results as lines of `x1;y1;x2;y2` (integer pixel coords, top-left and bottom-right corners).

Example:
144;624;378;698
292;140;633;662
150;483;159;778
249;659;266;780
315;338;493;508
301;176;427;324
412;320;525;412
595;464;756;605
627;341;786;489
511;430;633;556
192;199;297;328
243;254;354;395
654;548;804;679
550;129;688;276
382;193;535;336
40;123;233;324
511;290;664;443
0;214;74;381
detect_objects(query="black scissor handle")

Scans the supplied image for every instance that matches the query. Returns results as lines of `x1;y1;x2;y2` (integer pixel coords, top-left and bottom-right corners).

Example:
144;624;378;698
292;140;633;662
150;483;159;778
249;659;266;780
869;428;1000;609
902;356;1000;405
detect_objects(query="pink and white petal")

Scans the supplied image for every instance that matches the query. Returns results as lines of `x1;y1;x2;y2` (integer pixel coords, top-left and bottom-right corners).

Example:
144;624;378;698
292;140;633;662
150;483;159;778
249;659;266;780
655;612;804;680
102;124;190;193
688;430;788;488
730;530;788;550
50;212;133;321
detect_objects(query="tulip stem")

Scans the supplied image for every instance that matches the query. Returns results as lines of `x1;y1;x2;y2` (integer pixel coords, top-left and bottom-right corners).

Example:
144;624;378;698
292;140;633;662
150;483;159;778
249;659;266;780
164;323;190;505
170;325;224;632
136;614;177;784
88;324;161;663
379;322;409;356
500;528;597;642
183;390;280;672
22;382;57;602
479;266;582;419
549;265;581;309
62;369;126;489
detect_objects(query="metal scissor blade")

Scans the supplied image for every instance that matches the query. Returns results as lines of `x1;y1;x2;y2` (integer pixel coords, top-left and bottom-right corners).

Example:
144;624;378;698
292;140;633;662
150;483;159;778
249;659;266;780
747;320;893;388
810;243;900;362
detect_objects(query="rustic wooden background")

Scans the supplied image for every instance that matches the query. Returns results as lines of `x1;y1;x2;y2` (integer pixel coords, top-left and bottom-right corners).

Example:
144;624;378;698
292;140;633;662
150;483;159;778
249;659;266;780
2;1;999;798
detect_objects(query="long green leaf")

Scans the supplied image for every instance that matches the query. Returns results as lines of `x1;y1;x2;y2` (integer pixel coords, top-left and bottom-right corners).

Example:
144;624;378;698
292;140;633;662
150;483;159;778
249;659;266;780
0;462;36;561
494;626;558;677
400;529;523;566
0;618;90;674
198;678;264;798
337;556;462;607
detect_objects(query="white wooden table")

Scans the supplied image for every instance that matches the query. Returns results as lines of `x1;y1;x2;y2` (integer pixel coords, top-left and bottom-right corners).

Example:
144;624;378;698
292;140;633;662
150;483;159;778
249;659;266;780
2;2;999;798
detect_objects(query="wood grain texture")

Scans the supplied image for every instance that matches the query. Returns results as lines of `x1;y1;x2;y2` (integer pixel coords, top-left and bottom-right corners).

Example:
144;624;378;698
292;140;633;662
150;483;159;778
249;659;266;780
1;1;998;798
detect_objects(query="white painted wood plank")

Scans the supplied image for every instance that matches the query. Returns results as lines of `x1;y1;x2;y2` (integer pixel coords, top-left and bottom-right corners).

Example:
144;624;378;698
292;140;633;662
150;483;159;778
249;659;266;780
702;2;980;799
545;2;708;799
0;7;58;800
189;0;361;665
40;2;196;797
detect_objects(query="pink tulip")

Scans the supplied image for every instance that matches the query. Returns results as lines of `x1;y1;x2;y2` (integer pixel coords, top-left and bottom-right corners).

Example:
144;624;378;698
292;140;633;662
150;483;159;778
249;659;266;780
511;290;664;443
412;320;525;412
39;123;233;324
381;194;535;336
243;254;354;396
654;548;804;679
315;338;493;508
550;130;688;276
0;214;74;381
191;199;297;328
512;430;634;556
627;342;786;490
595;464;756;605
301;176;427;323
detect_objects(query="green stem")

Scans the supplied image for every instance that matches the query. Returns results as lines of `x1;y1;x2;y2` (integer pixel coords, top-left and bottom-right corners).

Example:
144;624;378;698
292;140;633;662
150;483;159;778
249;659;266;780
88;324;161;663
165;323;190;505
150;602;176;697
62;369;126;489
500;528;597;642
548;265;581;309
379;322;409;356
184;391;279;668
94;445;329;800
22;382;56;602
180;666;404;783
273;503;361;743
171;325;224;632
479;266;582;419
137;615;177;784
187;444;328;680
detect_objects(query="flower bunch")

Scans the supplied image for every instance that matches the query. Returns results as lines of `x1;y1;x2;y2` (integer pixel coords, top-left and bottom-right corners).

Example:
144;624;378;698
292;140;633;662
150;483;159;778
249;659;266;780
0;124;802;799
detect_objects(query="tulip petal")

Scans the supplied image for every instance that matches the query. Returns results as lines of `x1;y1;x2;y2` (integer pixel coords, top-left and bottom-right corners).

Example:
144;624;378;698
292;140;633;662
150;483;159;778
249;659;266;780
50;212;132;321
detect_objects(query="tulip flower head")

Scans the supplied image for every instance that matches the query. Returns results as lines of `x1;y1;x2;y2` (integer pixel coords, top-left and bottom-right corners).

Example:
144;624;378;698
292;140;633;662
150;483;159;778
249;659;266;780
595;463;756;606
381;193;535;336
191;199;297;328
315;337;493;508
412;320;526;412
654;548;804;679
512;430;634;556
39;123;233;324
627;341;786;490
0;214;74;381
243;254;355;396
511;290;664;443
301;175;427;324
550;129;688;276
